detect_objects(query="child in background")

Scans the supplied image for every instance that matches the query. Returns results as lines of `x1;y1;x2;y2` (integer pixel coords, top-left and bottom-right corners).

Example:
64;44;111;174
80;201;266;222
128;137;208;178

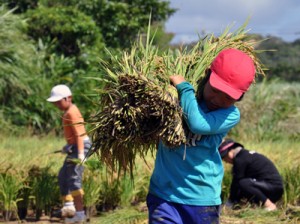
147;48;256;223
219;139;283;211
47;84;91;223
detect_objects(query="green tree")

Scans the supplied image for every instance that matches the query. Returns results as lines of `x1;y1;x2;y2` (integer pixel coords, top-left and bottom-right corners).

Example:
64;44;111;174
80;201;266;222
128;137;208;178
254;36;300;82
24;6;107;124
3;0;176;49
75;0;176;48
150;22;175;50
0;7;52;133
0;0;38;13
26;6;104;57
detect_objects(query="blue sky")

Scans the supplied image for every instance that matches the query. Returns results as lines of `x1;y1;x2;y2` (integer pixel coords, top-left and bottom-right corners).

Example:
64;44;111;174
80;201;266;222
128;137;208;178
165;0;300;44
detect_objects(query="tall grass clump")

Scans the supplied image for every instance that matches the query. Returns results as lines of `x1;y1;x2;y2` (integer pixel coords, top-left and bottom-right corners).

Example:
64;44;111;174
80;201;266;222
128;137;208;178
0;171;25;221
83;158;103;220
28;165;60;220
221;167;233;202
282;165;300;206
88;21;266;175
116;156;153;208
82;157;123;212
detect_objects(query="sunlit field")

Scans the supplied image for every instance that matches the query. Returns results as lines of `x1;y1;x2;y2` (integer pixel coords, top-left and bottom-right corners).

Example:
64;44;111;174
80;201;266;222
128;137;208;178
0;82;299;223
0;136;299;223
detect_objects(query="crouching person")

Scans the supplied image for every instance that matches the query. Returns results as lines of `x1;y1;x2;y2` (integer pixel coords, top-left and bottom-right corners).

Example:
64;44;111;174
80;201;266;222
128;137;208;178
219;139;284;211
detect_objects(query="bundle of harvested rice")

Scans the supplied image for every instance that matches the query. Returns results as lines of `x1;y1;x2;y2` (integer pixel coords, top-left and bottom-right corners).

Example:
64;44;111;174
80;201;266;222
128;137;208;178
88;22;266;175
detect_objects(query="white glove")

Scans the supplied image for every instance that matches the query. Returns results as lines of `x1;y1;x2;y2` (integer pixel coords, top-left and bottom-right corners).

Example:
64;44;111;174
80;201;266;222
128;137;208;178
78;153;86;163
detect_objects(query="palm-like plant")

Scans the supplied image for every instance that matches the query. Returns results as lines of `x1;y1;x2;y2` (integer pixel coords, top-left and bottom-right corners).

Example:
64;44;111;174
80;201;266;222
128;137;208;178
0;7;37;105
0;6;64;134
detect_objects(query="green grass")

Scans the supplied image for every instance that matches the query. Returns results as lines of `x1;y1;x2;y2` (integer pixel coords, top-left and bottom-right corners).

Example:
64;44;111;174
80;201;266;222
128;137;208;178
0;136;299;223
0;135;64;172
235;81;300;142
240;139;299;170
90;206;148;224
220;207;295;224
88;204;300;224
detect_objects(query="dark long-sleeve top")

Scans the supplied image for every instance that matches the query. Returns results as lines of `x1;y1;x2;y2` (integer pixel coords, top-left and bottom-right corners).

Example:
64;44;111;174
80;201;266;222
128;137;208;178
230;148;283;201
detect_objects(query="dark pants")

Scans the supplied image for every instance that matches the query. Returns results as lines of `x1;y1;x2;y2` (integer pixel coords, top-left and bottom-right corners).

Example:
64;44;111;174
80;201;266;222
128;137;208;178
58;139;91;196
147;193;220;224
237;178;283;204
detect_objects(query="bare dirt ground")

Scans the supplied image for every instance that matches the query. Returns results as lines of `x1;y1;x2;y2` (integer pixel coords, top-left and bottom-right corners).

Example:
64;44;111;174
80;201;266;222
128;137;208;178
0;215;62;223
0;214;98;223
1;205;299;223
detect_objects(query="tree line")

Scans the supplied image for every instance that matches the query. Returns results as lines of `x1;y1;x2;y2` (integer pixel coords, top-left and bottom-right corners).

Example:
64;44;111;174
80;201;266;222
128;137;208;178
0;0;299;136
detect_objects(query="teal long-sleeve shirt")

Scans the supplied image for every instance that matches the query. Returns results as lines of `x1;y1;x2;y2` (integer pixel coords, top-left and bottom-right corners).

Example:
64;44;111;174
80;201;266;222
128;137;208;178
149;82;240;206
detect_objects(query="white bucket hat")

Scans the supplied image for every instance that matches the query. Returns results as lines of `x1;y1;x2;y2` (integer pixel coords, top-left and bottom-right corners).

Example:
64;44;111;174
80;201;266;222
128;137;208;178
47;84;72;102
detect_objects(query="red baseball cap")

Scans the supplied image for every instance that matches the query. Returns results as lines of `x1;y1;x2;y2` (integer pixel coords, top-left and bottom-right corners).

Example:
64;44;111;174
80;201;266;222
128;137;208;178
209;48;255;100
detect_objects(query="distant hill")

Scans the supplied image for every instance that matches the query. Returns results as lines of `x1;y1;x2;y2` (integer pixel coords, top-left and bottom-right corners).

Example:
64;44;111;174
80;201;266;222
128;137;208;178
255;35;300;82
171;34;300;82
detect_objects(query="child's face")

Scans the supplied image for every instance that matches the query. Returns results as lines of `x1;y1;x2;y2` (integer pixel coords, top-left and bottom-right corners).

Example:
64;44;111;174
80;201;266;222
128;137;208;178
203;81;237;111
52;97;72;111
223;153;234;164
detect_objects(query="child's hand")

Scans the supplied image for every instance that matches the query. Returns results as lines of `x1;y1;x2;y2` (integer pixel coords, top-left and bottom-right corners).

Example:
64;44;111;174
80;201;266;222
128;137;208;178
66;153;86;165
78;153;86;163
170;75;186;86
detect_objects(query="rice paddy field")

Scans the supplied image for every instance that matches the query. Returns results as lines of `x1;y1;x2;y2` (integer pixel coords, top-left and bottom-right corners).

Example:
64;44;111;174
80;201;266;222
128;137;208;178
0;135;299;223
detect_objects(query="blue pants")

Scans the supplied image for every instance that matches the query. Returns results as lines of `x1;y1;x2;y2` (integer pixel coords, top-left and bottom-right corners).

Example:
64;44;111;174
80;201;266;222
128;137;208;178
147;194;220;224
58;139;91;197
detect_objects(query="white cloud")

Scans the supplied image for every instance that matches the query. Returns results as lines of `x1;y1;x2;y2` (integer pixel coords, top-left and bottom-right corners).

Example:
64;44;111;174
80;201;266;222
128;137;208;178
166;0;300;43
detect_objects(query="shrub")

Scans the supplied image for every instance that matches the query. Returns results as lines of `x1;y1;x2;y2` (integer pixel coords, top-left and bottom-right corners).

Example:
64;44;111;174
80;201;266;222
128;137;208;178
26;6;104;57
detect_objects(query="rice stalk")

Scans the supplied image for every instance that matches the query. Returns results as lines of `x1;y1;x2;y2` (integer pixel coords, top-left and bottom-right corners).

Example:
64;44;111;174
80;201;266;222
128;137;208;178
0;171;25;221
88;21;266;176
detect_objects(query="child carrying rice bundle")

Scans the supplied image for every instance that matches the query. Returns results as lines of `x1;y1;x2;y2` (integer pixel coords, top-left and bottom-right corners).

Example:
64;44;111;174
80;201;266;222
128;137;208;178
88;23;265;175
